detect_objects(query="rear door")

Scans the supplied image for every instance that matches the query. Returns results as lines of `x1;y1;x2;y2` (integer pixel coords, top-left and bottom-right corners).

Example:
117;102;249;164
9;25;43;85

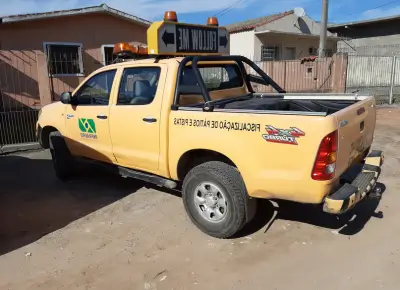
334;97;376;175
109;64;167;173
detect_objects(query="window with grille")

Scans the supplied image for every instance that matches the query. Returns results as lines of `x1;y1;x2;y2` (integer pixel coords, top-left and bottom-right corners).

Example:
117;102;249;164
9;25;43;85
261;46;279;61
309;47;318;56
44;43;84;76
103;45;117;65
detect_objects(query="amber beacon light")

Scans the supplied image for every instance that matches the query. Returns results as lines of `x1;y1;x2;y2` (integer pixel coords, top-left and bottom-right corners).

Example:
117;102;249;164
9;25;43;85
112;42;149;57
207;17;219;26
113;42;133;55
164;11;178;22
137;46;148;55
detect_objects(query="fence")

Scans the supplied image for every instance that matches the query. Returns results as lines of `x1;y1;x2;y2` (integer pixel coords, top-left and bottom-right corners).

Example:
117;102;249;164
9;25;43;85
345;55;400;104
243;54;347;95
195;56;345;95
0;50;40;146
336;42;400;104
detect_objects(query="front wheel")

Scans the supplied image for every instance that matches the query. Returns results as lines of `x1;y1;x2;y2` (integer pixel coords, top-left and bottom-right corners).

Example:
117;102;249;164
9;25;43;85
182;161;250;238
49;131;74;181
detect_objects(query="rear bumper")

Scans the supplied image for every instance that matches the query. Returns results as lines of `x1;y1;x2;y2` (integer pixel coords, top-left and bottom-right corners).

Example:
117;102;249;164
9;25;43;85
323;150;384;214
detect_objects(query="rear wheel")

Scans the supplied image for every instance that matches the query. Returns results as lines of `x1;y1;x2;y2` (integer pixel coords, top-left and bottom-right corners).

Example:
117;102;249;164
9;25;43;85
182;161;250;238
49;131;74;181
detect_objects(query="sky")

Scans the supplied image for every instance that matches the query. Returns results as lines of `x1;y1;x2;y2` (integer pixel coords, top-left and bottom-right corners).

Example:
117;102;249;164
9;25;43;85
1;0;400;25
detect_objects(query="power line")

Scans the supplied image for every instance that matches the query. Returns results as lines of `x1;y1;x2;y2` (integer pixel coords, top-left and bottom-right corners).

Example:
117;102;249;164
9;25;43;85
215;0;308;19
214;0;248;17
217;0;400;20
343;0;400;16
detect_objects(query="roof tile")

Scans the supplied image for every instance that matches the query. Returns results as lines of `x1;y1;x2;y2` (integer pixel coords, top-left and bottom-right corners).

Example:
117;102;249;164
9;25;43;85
226;10;294;34
0;4;151;26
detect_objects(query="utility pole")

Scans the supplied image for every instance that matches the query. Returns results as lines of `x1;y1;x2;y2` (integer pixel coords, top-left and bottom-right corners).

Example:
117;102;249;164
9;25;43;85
318;0;329;58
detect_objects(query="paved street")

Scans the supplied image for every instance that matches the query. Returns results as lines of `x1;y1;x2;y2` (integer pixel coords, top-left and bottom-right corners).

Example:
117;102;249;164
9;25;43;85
0;108;399;290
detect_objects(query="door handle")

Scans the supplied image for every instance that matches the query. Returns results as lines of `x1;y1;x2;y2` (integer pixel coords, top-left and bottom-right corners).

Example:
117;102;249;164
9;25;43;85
143;117;157;123
97;114;108;119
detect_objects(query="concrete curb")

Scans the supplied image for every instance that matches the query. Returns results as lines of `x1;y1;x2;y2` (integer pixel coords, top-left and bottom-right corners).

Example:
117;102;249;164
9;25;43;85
0;143;42;154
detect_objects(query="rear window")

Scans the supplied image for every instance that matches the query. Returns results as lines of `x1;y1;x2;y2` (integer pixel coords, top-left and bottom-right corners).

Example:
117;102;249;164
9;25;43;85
182;64;243;91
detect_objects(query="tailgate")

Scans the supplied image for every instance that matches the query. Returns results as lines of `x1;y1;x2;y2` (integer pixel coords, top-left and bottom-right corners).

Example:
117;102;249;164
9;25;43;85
334;97;376;176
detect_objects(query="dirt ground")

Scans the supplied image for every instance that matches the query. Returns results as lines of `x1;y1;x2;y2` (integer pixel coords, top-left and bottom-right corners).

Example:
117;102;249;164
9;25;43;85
1;107;400;290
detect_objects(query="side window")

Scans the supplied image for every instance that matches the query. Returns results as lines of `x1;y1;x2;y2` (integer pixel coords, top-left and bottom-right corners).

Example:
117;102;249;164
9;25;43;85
117;67;161;105
178;64;244;106
74;70;117;105
183;64;243;92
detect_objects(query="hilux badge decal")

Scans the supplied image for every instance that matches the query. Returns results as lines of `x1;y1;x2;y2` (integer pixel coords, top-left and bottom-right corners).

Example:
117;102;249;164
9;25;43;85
262;125;305;145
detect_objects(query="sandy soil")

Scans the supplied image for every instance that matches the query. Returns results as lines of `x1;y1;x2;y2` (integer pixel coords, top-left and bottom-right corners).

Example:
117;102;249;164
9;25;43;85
0;107;399;290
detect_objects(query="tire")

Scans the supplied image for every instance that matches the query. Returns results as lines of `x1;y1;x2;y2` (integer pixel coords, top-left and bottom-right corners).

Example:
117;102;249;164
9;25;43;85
49;131;74;181
182;161;249;239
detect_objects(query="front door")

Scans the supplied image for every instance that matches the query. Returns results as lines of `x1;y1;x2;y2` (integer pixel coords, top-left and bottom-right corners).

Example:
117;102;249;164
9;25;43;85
65;69;118;163
283;47;296;60
109;64;166;173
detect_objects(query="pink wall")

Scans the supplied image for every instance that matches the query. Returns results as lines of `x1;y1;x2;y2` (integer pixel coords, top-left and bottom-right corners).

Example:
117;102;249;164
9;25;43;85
249;54;347;94
0;12;148;108
0;50;40;109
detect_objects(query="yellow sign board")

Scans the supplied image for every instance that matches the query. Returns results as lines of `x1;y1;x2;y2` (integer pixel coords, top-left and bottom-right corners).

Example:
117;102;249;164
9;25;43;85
147;21;230;56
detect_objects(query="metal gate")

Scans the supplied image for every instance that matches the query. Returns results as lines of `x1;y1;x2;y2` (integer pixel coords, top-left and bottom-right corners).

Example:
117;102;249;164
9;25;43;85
345;54;400;104
249;57;335;93
0;50;40;147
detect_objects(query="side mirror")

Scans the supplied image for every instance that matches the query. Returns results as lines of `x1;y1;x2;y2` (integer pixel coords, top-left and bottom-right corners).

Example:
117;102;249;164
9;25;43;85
60;92;72;104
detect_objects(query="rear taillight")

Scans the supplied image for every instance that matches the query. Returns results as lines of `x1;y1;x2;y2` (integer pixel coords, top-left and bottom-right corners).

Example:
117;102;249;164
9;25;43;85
312;130;338;181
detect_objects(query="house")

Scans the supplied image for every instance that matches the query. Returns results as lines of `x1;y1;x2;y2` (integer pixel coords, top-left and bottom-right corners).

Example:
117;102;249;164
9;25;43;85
226;10;339;61
328;15;400;55
0;4;151;108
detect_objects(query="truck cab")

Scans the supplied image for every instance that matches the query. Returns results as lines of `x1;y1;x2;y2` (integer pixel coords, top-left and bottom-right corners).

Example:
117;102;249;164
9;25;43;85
37;11;384;239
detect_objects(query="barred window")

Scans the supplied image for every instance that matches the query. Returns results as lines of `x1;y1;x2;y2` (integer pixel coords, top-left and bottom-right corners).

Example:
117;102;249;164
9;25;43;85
102;45;117;65
261;46;279;61
44;42;84;76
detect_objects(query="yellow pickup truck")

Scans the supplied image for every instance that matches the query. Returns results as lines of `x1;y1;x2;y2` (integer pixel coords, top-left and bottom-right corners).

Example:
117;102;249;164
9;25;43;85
36;12;384;238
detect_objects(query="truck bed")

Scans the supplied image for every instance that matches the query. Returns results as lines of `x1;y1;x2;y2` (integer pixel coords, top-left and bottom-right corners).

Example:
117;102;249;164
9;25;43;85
221;98;357;115
212;94;364;116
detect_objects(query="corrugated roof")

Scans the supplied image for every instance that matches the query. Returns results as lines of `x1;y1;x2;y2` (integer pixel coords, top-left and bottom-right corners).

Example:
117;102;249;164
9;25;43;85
0;4;151;26
328;14;400;29
226;10;294;34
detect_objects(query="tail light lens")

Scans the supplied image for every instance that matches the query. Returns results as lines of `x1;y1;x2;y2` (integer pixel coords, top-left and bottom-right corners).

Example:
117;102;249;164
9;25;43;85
312;130;338;181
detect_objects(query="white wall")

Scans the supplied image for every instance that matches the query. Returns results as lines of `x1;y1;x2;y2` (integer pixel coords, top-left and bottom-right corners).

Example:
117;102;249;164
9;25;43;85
337;35;400;55
346;55;400;87
254;35;262;61
255;33;337;60
256;14;335;36
229;31;255;59
228;14;338;61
